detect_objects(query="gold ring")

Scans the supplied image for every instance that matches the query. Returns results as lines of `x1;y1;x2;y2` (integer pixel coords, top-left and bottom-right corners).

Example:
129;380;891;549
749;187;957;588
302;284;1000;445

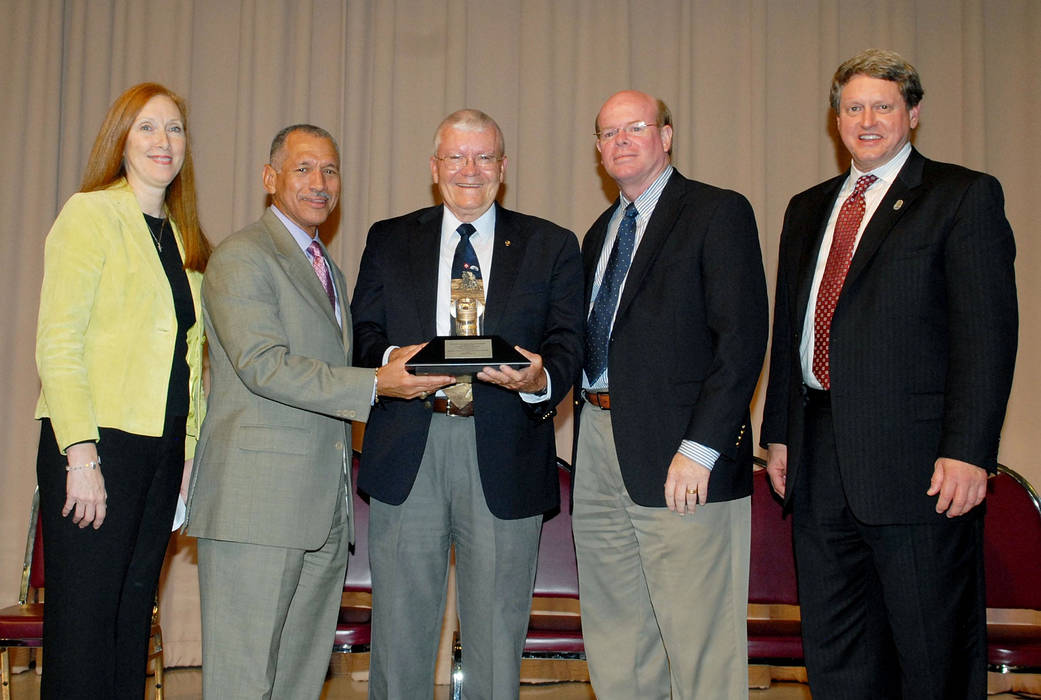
419;392;427;400
686;488;698;495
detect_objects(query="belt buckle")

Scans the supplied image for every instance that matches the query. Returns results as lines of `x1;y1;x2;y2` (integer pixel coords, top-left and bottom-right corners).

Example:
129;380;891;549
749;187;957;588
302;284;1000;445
583;389;609;410
445;398;462;418
444;398;473;418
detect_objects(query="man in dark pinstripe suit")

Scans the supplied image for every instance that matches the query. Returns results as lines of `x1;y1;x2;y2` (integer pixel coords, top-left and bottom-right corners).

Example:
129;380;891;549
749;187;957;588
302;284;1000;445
761;50;1017;699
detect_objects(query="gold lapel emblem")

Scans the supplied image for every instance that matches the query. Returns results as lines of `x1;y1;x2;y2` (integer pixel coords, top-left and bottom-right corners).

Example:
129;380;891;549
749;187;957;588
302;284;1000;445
893;199;904;211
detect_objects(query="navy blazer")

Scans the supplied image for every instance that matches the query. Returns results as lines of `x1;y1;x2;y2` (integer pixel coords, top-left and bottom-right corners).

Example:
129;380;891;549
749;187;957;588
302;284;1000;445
575;169;769;506
351;204;584;519
761;148;1018;524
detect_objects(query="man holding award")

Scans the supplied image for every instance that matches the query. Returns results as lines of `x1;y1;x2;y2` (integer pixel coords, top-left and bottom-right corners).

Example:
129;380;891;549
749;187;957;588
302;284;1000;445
351;109;584;699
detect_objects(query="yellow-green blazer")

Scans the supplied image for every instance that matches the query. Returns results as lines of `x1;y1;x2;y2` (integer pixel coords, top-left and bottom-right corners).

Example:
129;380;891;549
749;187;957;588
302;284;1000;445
35;179;205;458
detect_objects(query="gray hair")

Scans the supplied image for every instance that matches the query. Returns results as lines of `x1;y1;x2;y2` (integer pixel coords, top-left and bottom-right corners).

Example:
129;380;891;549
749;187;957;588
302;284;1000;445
433;109;505;157
269;124;340;167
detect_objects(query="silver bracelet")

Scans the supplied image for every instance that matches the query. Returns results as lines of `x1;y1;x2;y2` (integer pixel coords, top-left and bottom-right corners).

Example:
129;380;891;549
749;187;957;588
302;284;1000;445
66;458;101;472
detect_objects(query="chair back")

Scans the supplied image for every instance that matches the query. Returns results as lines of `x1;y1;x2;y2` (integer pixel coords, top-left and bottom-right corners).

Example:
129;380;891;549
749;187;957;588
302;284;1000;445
18;488;43;603
984;465;1041;611
748;468;799;605
532;460;578;598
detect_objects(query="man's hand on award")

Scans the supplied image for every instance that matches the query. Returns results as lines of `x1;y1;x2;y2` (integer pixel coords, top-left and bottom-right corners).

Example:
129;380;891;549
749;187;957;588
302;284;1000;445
476;345;547;394
377;343;455;400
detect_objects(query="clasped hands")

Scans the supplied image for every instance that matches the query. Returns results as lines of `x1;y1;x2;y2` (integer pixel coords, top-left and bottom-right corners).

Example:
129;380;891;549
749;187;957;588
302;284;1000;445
375;343;547;399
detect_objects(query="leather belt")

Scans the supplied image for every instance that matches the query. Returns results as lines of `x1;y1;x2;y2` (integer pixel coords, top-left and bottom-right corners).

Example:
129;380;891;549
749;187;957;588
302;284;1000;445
583;390;611;410
432;396;474;417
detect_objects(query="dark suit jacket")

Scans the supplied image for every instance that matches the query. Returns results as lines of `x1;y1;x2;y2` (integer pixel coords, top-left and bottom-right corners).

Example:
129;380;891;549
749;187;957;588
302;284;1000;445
575;169;769;506
351;203;584;520
761;148;1018;524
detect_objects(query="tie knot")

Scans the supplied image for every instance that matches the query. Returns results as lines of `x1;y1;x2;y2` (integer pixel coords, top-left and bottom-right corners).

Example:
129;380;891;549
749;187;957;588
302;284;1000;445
307;239;323;258
624;203;638;220
457;223;476;240
853;174;877;196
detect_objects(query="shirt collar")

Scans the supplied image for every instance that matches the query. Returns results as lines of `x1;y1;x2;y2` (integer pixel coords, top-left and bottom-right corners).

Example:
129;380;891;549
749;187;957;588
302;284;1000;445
441;203;497;242
849;141;912;190
270;205;319;255
620;164;674;221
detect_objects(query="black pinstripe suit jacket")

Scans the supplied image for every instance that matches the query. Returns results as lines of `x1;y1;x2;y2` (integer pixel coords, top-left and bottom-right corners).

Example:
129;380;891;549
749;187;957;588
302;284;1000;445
761;148;1018;524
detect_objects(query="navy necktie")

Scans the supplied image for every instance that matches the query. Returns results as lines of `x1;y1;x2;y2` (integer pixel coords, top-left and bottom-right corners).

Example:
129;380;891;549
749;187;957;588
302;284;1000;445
445;223;482;407
451;223;481;282
584;203;638;384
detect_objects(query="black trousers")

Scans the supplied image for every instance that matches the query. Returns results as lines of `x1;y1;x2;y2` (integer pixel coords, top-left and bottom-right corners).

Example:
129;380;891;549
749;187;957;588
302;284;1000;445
791;392;986;700
36;415;185;700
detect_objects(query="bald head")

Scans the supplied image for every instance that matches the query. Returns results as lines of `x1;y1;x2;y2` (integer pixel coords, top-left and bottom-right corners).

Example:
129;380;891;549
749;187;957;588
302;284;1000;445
595;90;674;201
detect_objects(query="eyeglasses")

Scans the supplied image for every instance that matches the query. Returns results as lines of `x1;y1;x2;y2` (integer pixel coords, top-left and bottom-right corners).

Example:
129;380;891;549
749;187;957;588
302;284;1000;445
595;121;658;142
434;153;503;171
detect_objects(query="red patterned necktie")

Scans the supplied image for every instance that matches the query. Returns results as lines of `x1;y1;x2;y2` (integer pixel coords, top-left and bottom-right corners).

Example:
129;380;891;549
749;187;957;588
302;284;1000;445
307;239;336;309
812;174;877;389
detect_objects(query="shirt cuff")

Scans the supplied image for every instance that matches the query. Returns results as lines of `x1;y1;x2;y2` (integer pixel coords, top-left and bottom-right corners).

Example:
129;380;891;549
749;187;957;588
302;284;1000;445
678;440;719;471
373;346;399;405
519;370;552;404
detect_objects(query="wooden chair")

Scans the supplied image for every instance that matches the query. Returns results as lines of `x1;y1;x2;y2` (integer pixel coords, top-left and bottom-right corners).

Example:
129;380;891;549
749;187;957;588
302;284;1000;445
0;488;165;699
984;464;1041;676
0;490;42;700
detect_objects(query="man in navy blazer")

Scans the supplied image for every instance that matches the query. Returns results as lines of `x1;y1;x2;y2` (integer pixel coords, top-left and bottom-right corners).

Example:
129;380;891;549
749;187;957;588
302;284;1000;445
572;90;768;699
351;109;583;699
762;50;1018;698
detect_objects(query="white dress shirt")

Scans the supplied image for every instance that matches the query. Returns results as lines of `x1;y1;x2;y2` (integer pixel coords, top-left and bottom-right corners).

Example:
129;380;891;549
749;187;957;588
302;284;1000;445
799;142;912;388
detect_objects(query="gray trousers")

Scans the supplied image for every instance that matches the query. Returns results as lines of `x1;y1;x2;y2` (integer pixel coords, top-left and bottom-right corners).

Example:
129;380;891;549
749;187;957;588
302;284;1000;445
573;406;751;700
197;493;349;700
367;413;542;700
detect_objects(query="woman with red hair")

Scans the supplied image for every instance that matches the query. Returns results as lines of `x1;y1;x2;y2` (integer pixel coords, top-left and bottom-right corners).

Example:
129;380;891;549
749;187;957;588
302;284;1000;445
34;82;210;699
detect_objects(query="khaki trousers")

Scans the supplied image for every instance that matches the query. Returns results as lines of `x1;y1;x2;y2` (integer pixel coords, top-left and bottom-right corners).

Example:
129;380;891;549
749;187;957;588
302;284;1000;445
573;406;750;700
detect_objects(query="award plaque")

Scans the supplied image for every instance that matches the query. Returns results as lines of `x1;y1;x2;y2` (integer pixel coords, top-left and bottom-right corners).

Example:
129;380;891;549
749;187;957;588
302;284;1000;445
405;335;531;376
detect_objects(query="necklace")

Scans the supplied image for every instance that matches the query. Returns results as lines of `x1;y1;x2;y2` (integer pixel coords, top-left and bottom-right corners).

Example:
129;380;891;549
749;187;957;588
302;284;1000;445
149;217;167;252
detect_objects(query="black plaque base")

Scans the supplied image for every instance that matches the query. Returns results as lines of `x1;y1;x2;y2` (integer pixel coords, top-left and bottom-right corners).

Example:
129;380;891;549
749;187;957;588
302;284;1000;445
405;335;531;375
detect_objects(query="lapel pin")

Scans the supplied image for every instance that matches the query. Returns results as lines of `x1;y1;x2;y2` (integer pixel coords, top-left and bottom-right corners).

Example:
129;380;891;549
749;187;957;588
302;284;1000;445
893;200;903;210
505;240;511;246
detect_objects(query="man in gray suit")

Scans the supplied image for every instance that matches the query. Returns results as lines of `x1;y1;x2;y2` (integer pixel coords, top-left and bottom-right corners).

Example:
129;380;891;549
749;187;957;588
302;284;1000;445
185;124;451;699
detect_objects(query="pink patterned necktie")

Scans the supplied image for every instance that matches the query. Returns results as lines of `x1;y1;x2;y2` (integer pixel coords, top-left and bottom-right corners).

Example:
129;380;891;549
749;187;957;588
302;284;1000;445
812;174;877;390
307;239;336;309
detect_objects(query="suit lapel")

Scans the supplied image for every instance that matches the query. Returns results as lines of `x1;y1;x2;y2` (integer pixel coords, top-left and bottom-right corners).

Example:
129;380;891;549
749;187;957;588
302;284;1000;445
328;257;352;354
408;207;442;339
582;207;613;307
844;149;925;289
263;209;341;334
484;205;525;336
614;171;683;321
114;184;170;292
794;177;844;323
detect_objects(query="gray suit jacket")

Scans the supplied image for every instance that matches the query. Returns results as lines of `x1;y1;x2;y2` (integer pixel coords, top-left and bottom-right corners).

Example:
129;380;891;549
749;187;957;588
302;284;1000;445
185;208;373;549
